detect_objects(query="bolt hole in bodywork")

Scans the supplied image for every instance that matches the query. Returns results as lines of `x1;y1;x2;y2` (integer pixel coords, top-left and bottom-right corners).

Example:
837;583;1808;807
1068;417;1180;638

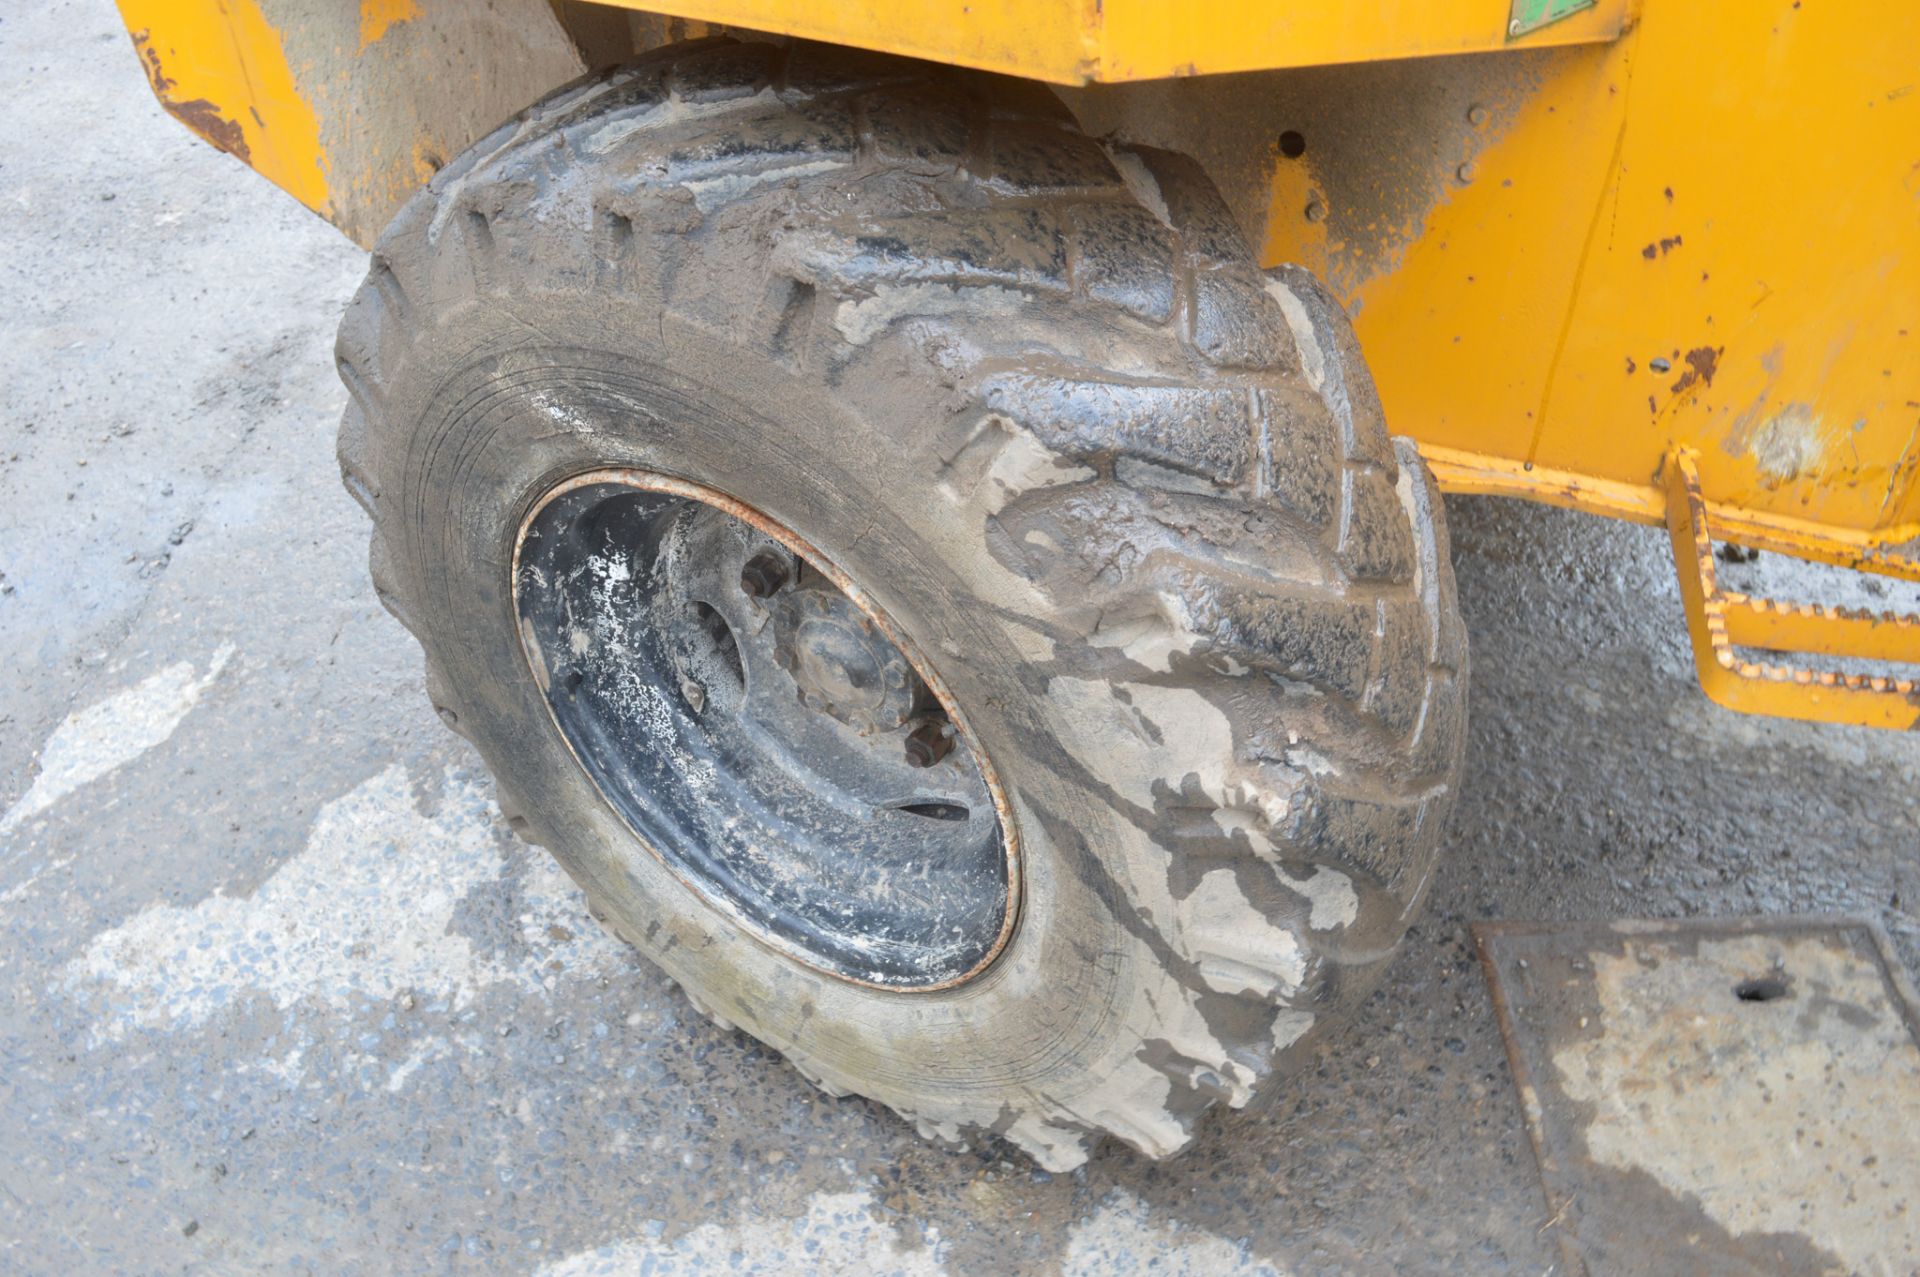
512;471;1017;990
1734;976;1791;1003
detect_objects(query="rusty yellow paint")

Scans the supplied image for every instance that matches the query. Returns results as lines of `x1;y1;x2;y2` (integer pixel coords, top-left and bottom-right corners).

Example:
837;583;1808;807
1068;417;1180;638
116;0;329;218
1265;1;1920;571
1721;597;1920;669
359;0;420;50
1425;444;1920;584
118;0;586;248
572;0;1627;84
1664;450;1920;731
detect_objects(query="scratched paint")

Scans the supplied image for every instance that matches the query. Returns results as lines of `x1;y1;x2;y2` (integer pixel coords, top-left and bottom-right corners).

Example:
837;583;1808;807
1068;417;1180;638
116;0;331;214
1747;405;1826;485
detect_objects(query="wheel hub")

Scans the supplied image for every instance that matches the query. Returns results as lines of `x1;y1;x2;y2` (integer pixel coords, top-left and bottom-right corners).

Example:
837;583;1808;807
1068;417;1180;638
511;470;1017;991
770;583;920;733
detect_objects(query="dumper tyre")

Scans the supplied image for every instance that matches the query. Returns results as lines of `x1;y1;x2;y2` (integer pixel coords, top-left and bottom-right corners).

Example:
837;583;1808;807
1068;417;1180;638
335;38;1468;1169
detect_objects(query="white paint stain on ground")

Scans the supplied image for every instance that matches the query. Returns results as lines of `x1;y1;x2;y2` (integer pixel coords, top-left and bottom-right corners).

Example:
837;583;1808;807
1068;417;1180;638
0;853;73;907
1552;932;1920;1275
65;763;624;1042
537;1189;948;1276
1061;1190;1287;1276
385;1037;450;1094
539;1187;1282;1277
1;643;235;834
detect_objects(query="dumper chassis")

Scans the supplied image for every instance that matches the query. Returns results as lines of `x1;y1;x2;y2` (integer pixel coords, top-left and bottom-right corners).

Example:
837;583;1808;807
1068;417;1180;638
117;0;1920;1166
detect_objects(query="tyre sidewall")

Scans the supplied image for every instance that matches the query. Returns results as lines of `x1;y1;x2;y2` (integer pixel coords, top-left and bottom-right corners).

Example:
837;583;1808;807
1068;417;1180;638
385;297;1188;1128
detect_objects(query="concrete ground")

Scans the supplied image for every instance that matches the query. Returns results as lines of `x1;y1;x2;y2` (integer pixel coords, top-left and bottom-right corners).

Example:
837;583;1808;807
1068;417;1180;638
3;1;1916;1272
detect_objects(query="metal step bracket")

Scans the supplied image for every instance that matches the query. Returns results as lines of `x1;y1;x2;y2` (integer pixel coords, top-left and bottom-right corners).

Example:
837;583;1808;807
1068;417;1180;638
1664;448;1920;729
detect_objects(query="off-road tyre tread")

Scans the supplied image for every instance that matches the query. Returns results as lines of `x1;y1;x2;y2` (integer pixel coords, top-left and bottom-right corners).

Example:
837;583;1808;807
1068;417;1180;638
336;38;1466;1167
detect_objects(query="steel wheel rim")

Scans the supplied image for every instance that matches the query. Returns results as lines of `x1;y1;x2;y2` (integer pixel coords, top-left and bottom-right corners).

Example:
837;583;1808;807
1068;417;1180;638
511;469;1020;991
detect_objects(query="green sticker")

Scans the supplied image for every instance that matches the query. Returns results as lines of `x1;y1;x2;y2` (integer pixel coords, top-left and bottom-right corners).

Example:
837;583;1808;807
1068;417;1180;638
1508;0;1595;38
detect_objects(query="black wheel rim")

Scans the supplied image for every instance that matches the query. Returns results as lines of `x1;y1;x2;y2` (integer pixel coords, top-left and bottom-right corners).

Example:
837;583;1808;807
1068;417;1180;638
512;471;1018;990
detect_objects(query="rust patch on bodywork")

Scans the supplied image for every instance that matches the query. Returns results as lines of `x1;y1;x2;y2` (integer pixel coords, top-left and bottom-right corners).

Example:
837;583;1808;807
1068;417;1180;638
131;30;250;164
1668;343;1720;397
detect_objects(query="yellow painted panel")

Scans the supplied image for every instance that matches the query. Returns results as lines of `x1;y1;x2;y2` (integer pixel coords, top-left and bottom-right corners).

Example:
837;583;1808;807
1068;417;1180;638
1267;2;1920;542
115;0;1920;591
580;0;1626;84
115;0;329;217
1543;2;1920;536
117;0;587;248
1664;450;1920;731
1268;43;1630;475
1721;597;1920;668
1096;0;1627;80
585;0;1101;83
1425;444;1920;581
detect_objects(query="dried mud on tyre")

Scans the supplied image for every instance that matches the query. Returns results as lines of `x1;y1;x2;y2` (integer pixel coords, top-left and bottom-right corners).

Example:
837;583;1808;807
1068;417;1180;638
335;37;1468;1170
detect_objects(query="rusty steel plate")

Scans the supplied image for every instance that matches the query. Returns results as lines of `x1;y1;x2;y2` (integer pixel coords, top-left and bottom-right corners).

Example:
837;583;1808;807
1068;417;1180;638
1475;916;1920;1276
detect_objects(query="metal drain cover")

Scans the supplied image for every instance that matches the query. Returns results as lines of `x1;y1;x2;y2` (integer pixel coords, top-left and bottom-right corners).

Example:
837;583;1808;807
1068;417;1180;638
1475;916;1920;1276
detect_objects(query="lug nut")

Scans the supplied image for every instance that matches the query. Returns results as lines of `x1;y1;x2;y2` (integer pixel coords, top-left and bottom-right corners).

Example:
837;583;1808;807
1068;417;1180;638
904;721;954;769
739;551;790;599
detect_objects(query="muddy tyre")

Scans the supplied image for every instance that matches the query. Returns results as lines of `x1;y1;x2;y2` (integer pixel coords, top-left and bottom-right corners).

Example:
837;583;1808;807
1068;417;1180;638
336;39;1467;1169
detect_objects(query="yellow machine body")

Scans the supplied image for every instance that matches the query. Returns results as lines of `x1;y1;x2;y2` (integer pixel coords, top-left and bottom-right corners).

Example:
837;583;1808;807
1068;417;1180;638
115;0;1920;726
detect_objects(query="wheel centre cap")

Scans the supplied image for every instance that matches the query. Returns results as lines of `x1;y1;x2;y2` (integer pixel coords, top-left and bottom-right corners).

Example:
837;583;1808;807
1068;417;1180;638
771;587;918;731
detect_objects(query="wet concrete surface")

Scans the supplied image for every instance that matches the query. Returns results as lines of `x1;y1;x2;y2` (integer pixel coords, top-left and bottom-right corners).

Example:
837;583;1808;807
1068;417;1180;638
3;1;1918;1272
